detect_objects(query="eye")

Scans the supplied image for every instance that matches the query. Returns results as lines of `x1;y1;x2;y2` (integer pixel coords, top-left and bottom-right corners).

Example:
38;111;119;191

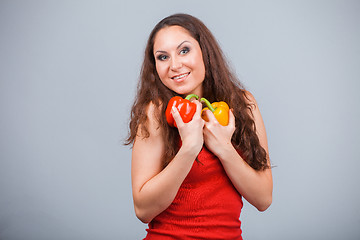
156;54;168;61
179;47;190;55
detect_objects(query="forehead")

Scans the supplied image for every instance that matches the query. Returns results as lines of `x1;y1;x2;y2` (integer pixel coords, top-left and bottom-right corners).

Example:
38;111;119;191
153;25;196;51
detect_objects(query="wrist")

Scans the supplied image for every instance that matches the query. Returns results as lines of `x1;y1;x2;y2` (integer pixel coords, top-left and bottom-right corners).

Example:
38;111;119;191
181;140;203;159
216;142;236;161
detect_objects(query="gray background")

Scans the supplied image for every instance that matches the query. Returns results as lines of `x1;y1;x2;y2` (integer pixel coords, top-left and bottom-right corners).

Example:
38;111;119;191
1;0;359;239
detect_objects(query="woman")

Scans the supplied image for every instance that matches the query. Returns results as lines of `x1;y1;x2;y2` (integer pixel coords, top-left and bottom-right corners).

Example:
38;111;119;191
126;13;272;239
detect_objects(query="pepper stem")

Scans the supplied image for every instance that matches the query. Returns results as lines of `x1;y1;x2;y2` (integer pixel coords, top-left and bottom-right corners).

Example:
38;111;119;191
200;97;215;112
185;94;199;101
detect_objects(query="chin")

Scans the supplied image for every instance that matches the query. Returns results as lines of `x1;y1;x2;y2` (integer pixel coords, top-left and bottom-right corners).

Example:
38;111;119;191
172;89;189;96
171;85;201;97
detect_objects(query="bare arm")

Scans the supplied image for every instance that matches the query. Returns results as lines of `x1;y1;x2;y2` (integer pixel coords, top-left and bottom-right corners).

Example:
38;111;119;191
203;92;273;211
131;101;204;223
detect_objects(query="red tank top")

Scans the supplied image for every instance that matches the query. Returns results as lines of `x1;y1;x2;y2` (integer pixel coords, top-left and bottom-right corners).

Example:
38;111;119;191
144;146;243;240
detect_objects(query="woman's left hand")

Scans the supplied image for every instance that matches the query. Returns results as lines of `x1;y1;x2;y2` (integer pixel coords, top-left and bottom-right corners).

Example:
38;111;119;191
203;108;236;157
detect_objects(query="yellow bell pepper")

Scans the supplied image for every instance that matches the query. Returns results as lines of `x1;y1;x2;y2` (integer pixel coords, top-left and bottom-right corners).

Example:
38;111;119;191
201;98;229;126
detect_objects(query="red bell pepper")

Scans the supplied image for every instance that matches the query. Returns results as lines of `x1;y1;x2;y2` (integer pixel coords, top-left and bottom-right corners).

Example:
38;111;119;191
165;94;199;127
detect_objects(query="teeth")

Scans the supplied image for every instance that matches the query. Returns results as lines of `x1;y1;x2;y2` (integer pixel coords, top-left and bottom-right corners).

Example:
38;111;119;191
173;73;189;80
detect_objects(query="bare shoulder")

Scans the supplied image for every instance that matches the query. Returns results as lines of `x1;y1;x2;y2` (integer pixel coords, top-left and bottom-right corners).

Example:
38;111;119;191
243;90;256;102
137;101;163;139
242;90;259;112
242;90;269;148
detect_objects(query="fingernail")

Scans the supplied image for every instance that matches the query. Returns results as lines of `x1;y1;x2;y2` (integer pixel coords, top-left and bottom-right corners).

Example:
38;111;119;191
172;106;177;113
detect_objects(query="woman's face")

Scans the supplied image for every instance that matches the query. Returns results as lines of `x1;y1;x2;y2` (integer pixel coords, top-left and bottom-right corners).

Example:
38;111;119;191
153;25;206;97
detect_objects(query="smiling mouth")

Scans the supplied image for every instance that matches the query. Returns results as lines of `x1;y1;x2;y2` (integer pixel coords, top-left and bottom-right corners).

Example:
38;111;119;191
171;72;190;80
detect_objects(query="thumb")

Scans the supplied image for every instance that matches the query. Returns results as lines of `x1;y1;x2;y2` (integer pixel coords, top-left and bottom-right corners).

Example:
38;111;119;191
172;106;184;127
228;108;235;126
204;109;217;123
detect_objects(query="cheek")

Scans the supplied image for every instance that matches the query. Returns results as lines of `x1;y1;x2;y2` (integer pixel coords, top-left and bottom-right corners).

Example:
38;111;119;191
155;63;167;79
155;63;172;87
191;52;205;72
191;57;205;78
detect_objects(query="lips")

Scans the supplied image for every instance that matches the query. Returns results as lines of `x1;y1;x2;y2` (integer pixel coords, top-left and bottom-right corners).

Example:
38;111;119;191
171;72;190;82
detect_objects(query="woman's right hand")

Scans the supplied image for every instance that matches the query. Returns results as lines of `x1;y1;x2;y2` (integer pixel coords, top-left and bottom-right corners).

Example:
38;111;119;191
171;100;204;155
132;101;205;223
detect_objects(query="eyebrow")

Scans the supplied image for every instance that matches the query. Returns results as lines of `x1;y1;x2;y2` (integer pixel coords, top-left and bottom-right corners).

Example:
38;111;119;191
155;40;191;54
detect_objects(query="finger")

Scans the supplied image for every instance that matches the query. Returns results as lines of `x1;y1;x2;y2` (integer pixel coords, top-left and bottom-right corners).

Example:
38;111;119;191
192;100;203;119
172;106;184;126
228;108;235;127
204;109;218;123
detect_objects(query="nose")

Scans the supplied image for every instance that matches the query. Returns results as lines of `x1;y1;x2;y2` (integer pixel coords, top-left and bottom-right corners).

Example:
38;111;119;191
170;56;182;71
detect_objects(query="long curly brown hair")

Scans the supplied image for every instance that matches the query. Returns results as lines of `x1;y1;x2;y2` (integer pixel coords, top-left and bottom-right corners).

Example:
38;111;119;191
125;13;269;170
